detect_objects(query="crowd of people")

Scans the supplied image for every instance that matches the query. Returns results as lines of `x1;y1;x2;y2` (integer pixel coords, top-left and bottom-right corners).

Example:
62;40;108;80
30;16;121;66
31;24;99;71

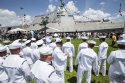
0;31;125;83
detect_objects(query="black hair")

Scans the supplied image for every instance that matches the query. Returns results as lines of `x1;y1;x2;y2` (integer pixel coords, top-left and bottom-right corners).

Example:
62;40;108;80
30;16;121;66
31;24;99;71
56;41;63;46
88;44;95;48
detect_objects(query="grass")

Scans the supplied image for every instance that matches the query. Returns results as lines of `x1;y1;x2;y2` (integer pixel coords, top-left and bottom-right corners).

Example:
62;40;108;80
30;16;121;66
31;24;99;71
30;38;118;83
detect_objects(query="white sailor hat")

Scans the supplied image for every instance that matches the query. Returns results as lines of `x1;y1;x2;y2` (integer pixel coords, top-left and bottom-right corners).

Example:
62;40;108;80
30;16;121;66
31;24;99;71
54;33;58;37
117;34;125;45
81;36;88;40
24;40;31;45
36;39;44;46
31;38;36;41
46;38;51;43
22;39;27;42
0;46;6;52
3;40;10;44
99;36;106;39
8;43;22;50
88;40;96;45
0;43;3;47
55;38;62;42
39;46;53;55
66;37;71;40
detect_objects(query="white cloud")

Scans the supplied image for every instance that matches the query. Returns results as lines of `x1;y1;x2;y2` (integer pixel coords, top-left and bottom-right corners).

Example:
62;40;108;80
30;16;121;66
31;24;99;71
109;11;125;22
46;4;56;13
83;8;111;20
66;1;78;14
0;9;32;27
100;2;105;5
121;11;125;16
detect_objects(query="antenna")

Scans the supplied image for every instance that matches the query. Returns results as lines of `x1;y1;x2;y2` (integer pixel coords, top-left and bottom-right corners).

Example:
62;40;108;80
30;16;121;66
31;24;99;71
119;3;122;16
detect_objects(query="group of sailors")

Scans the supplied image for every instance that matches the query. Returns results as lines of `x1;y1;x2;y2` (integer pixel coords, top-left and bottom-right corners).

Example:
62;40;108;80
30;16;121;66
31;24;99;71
0;33;125;83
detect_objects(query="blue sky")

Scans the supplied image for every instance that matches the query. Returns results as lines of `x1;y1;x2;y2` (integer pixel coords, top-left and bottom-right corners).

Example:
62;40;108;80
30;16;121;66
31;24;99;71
0;0;125;16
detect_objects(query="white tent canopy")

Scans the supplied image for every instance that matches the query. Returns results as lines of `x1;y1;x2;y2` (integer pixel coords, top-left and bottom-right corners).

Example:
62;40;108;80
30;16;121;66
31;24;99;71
8;28;27;33
47;27;61;31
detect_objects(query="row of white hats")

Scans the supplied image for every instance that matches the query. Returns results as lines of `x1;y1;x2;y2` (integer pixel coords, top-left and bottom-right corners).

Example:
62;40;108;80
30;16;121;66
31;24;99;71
0;44;53;56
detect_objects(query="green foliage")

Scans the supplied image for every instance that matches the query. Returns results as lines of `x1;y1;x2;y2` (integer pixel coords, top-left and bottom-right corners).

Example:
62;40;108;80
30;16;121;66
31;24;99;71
30;38;118;83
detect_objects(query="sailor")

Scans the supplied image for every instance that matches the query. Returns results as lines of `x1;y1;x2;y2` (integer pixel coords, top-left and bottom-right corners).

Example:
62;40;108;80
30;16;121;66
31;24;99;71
20;39;27;48
97;36;108;76
108;34;125;83
76;40;98;83
45;37;51;46
22;40;34;68
31;46;61;83
36;39;44;49
30;30;34;38
49;38;57;50
3;40;11;56
30;38;38;50
62;37;75;72
78;36;88;53
2;43;31;83
0;46;8;83
52;38;67;83
111;33;117;47
32;39;44;62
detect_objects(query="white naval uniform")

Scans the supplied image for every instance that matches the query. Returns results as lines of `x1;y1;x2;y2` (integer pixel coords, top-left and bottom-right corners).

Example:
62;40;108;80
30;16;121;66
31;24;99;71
62;42;75;72
31;60;61;83
49;42;57;50
31;42;38;50
78;42;88;53
76;48;98;83
32;47;41;62
2;55;31;83
52;47;67;83
22;46;34;68
97;42;108;76
0;57;8;83
108;50;125;83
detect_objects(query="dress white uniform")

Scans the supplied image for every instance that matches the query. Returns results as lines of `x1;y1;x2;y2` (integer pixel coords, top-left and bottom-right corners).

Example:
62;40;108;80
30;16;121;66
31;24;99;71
31;42;38;50
108;50;125;83
31;60;61;83
3;55;31;83
49;42;56;50
52;47;67;83
76;48;98;83
0;57;8;83
62;41;75;72
78;42;88;53
32;48;41;62
22;46;34;68
97;42;108;76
